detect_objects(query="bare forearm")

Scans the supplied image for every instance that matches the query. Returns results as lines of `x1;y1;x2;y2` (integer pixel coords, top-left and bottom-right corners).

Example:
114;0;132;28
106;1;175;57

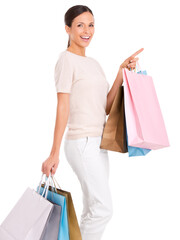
50;104;69;156
106;69;123;115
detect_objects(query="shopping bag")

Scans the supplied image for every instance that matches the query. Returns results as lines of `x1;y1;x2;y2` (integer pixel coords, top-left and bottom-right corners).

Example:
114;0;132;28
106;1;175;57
0;173;54;240
126;129;151;157
125;69;151;157
123;65;170;150
37;178;70;240
41;176;82;240
100;86;128;153
40;202;61;240
0;226;14;240
53;176;82;240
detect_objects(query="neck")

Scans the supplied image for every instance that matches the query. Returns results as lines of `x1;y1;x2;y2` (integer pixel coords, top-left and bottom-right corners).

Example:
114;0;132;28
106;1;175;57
67;44;86;57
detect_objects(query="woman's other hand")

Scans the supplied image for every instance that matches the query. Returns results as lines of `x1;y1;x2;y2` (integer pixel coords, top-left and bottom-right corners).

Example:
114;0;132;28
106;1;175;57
41;153;60;177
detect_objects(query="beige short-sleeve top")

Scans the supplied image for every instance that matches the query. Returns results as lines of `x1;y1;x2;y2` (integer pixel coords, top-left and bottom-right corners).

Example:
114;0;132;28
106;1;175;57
54;50;110;140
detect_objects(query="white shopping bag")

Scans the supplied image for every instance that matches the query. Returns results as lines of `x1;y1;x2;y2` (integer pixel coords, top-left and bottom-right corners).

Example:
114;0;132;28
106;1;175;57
0;226;14;240
40;177;62;240
0;173;54;240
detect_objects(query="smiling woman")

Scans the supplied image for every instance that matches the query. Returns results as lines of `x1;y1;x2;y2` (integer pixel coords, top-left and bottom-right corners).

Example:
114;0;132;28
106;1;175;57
41;4;143;240
41;5;114;240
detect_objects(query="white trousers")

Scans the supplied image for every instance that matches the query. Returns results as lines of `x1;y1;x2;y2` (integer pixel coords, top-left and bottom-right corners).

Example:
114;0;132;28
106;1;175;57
64;135;113;240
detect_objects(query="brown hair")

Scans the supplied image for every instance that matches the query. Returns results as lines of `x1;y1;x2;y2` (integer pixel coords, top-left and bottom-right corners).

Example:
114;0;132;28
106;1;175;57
64;5;94;48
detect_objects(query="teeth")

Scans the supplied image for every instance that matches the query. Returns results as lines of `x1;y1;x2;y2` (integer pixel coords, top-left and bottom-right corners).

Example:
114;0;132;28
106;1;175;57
81;36;90;39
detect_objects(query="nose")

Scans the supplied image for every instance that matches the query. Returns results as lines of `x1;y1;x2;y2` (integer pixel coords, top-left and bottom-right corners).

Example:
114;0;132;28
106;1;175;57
83;26;90;34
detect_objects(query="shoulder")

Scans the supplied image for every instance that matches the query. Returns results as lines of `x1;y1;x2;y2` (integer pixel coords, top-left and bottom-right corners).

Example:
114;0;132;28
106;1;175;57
56;50;72;63
54;50;74;70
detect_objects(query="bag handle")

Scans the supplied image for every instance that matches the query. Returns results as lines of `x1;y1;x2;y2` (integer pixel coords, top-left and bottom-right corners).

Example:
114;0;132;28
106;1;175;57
130;61;142;72
48;175;58;194
37;173;51;199
51;175;62;190
136;61;142;72
36;173;62;201
37;173;47;195
41;173;60;201
42;175;61;202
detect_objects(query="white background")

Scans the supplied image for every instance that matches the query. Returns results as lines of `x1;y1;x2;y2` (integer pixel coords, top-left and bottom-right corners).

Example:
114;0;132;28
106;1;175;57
0;0;179;239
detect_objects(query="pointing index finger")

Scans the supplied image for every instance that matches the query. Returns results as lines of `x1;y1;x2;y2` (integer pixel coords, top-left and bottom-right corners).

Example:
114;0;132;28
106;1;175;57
128;48;144;60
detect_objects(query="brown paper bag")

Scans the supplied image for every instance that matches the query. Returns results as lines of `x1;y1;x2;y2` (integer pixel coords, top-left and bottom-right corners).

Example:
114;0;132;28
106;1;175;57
42;177;82;240
100;86;128;153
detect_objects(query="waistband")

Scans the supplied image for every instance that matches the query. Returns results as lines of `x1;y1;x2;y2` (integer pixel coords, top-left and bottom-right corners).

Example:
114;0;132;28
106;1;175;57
64;135;102;143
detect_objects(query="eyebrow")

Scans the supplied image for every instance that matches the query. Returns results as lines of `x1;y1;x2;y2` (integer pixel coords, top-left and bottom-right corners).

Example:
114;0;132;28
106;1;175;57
77;22;94;24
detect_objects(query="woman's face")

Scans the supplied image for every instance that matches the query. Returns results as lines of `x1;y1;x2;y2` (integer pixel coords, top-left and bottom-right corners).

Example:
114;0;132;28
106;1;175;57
66;11;95;48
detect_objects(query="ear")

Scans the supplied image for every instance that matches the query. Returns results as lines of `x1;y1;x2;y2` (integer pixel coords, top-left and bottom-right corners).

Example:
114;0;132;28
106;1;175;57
65;25;70;34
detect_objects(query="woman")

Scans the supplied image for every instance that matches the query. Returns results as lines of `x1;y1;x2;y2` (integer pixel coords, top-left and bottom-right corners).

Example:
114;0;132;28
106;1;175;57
41;5;143;240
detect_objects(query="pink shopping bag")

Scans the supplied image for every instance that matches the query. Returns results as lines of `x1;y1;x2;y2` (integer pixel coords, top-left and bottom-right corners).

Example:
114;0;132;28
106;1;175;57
123;67;169;150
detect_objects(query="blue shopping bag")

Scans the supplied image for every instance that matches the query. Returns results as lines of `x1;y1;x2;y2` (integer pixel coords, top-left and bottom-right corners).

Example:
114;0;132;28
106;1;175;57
126;129;151;157
37;181;69;240
126;68;151;157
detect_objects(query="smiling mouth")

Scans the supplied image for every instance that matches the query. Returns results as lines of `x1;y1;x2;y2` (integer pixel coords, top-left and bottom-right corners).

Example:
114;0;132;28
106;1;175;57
80;36;91;41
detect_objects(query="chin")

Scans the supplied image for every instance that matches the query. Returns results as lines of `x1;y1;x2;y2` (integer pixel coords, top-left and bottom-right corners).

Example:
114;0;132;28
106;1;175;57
77;42;90;48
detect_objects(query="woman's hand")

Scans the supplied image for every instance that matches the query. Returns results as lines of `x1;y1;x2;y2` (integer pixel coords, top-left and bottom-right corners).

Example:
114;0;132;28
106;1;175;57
120;48;144;71
41;154;60;177
117;48;144;83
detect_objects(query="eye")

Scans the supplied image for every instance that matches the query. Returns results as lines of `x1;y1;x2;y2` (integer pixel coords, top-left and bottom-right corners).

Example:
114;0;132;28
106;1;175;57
77;24;94;27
